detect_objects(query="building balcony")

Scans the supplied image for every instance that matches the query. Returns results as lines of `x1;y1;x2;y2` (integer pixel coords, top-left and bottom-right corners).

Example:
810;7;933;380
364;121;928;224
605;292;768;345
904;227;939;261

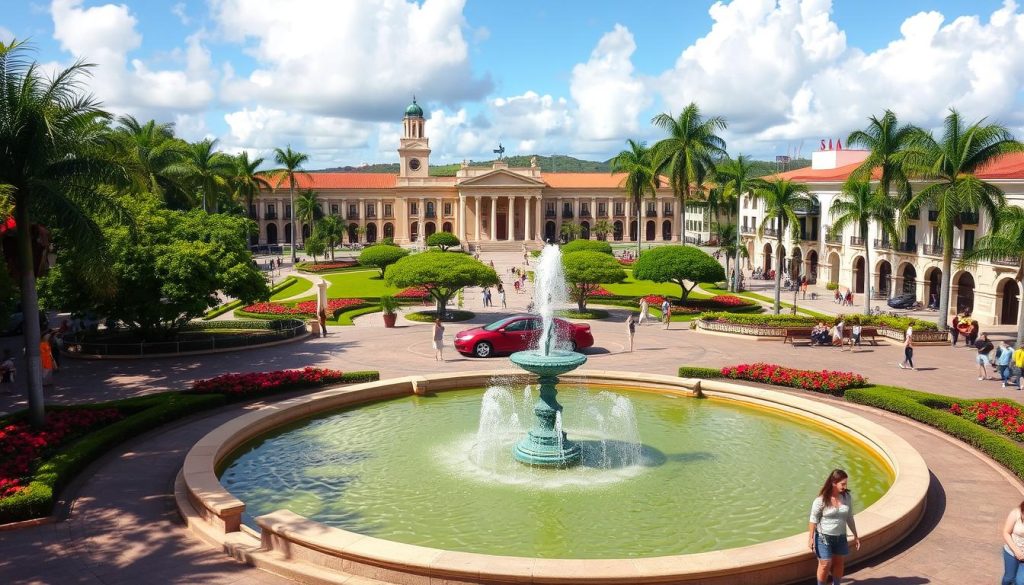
365;213;377;219
645;209;657;217
545;211;556;219
873;239;892;250
425;211;436;219
849;236;865;246
928;210;939;222
562;211;574;219
960;212;979;225
896;242;917;254
613;210;625;217
384;213;394;220
248;211;259;220
993;256;1019;267
741;226;755;235
346;212;359;220
580;211;592;218
264;212;278;220
922;244;944;256
283;213;292;220
763;228;778;238
825;234;842;245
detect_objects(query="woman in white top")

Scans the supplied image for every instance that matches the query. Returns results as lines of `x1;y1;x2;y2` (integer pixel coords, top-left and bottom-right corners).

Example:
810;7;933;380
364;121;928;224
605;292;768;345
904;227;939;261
1002;501;1024;584
432;319;445;362
808;468;861;585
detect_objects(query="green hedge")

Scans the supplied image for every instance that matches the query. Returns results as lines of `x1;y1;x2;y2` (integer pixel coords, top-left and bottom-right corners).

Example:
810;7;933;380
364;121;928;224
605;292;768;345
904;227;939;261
555;308;611;320
182;318;303;331
696;311;937;331
677;366;724;379
405;310;475;323
0;370;381;525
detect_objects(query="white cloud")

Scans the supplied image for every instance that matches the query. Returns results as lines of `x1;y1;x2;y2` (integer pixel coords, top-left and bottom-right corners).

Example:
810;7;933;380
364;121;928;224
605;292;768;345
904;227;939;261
492;92;573;138
212;0;492;120
222;106;375;167
0;26;14;44
569;24;649;141
171;2;189;26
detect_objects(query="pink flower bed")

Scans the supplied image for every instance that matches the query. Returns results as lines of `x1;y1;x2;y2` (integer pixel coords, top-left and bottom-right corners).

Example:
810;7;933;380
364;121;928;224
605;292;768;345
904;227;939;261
720;363;867;396
241;298;364;316
191;367;350;396
300;261;358;272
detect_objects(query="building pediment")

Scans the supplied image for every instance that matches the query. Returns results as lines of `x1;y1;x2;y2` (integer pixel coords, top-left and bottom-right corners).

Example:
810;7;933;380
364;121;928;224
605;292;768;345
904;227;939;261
457;168;545;188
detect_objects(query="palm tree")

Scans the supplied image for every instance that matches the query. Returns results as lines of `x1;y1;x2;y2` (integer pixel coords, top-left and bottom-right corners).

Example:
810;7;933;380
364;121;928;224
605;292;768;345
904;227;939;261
650;103;727;244
271;146;310;263
295;188;323;246
754;179;813;314
828;179;899;315
593;219;613;241
715;155;758;291
610;139;658;258
230;151;271;217
314;215;345;260
713;222;746;280
847;110;917;208
173;138;233;212
904;109;1024;329
113;115;189;207
961;206;1024;344
0;40;132;426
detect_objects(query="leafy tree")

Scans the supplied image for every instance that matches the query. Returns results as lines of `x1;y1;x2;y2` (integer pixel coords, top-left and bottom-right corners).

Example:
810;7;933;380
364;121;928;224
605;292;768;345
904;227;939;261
271;146;310;263
713;222;747;281
303;232;327;262
173;138;233;212
562;239;613;255
0;40;133;425
314;215;345;260
715;155;759;291
426;231;460;251
904;109;1024;329
961;206;1024;344
562;251;626;310
295;189;323;243
593;219;613;241
386;251;499;316
359;244;410;277
632;246;725;302
829;179;899;315
42;196;268;341
560;221;581;241
754;179;814;314
610;139;657;258
651;103;728;246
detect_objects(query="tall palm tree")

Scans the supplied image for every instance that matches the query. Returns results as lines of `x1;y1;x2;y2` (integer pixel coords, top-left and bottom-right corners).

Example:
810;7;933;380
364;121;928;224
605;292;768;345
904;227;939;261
847;110;917;208
610;139;658;258
0;40;131;426
230;151;271;217
829;179;899;315
171;138;233;212
961;206;1024;344
592;219;613;241
715;155;758;291
295;188;323;245
314;215;345;260
113;115;190;207
650;103;727;244
754;178;813;314
904;109;1024;329
271;146;310;263
713;222;746;280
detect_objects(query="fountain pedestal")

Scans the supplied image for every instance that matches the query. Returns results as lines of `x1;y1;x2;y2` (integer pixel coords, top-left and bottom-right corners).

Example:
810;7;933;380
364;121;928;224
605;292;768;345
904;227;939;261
510;349;587;468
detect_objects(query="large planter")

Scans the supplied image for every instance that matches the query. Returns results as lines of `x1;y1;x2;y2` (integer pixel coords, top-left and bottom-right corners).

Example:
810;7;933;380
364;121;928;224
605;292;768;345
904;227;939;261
382;313;398;328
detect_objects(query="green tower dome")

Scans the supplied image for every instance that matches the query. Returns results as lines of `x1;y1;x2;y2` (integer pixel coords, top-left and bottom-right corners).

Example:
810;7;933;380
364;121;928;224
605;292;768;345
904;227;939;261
404;98;424;117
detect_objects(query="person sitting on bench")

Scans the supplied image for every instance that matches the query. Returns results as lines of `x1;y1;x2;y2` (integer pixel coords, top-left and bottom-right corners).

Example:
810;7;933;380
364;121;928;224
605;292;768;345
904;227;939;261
811;321;830;345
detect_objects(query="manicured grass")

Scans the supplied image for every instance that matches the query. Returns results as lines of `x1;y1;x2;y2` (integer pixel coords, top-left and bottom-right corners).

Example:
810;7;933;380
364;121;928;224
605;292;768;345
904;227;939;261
271;275;314;300
556;308;611;320
699;283;830;319
405;310;475;323
291;269;402;302
331;304;381;326
602;270;711;300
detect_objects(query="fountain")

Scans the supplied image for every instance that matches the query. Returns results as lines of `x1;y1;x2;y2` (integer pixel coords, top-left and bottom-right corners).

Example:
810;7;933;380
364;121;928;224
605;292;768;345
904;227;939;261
510;244;586;467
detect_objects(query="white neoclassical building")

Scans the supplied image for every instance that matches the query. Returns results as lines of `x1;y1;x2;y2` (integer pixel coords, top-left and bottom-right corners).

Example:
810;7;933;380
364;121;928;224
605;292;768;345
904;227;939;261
739;146;1024;326
252;100;709;251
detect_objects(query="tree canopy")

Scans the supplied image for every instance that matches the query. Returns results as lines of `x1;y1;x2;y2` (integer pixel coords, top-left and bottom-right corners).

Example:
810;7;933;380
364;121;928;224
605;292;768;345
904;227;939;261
358;244;410;277
426;231;460;251
561;239;613;255
385;251;499;316
632;245;724;302
562;251;626;310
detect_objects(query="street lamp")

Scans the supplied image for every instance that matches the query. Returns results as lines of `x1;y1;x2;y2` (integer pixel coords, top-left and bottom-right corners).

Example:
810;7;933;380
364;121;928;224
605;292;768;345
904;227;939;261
732;193;743;292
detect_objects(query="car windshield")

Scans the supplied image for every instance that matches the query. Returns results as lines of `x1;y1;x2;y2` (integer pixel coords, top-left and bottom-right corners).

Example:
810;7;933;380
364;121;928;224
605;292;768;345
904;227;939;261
482;317;517;332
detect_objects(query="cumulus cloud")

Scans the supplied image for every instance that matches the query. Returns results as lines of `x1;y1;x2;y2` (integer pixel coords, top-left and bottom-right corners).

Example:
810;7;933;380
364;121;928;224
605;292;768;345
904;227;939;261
570;24;649;141
0;26;15;44
222;105;375;168
211;0;492;121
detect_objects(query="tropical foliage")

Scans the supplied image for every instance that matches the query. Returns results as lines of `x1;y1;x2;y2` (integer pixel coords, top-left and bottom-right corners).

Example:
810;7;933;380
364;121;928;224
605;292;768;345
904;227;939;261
385;252;499;316
610;139;658;257
754;178;814;314
829;178;899;315
562;250;627;311
632;246;725;302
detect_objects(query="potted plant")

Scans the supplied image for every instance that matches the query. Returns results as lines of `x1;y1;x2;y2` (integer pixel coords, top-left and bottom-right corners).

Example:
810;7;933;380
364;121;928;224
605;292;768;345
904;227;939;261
380;295;399;328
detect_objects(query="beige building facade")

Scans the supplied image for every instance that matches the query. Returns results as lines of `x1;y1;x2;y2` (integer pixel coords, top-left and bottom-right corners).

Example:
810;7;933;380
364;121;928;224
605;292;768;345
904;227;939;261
252;100;695;250
740;148;1024;326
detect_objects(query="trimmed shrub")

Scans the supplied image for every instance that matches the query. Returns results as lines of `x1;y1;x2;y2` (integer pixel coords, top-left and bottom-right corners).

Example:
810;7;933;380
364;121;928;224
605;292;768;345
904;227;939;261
561;239;613;255
555;308;610;320
405;309;475;323
826;282;839;290
696;311;937;331
678;366;723;379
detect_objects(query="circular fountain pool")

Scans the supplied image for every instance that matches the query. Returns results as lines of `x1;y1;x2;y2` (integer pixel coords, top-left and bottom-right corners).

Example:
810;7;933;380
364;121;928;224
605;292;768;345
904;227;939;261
219;384;892;559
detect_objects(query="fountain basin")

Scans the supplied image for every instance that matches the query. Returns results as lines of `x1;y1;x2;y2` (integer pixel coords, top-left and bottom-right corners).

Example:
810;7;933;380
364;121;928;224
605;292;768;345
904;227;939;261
176;370;929;584
509;348;587;377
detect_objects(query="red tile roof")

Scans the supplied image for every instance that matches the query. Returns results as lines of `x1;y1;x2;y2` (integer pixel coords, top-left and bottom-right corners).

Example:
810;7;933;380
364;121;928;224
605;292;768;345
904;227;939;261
773;152;1024;183
267;173;397;190
543;172;671;189
977;152;1024;179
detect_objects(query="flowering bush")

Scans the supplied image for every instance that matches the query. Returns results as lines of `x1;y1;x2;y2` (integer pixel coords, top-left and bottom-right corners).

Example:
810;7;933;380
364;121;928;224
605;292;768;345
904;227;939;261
706;295;748;307
641;295;665;305
588;286;614;297
0;409;122;498
191;367;351;396
241;298;364;316
720;363;867;396
298;261;358;273
618;258;635;266
394;286;431;300
950;401;1024;441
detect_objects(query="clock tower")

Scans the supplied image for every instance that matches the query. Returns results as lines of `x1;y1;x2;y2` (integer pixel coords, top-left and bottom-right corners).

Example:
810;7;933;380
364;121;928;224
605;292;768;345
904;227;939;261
398;97;430;178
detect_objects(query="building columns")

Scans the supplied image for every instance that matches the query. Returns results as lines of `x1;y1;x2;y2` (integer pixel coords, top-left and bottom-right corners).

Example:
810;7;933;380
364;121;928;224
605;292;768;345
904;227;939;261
525;196;532;242
507;195;515;241
458;194;467;241
475;196;481;241
490;196;497;241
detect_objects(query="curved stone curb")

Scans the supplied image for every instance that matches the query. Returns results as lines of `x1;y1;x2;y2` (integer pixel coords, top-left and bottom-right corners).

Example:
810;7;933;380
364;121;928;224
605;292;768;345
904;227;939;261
62;326;314;360
177;370;929;585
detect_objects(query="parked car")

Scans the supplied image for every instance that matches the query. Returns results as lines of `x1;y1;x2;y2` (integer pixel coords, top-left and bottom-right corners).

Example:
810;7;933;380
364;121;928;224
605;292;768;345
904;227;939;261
454;315;594;358
887;293;916;309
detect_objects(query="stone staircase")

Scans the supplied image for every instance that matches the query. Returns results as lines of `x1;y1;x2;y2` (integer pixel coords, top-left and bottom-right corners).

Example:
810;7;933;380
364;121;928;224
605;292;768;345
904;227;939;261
473;241;532;252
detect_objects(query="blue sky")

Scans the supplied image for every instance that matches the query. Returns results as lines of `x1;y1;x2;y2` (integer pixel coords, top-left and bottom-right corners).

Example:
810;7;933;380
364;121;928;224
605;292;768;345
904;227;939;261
1;0;1021;169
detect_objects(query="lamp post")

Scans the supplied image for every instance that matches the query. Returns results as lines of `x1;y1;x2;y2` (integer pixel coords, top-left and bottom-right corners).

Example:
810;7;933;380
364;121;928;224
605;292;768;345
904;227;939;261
732;193;742;292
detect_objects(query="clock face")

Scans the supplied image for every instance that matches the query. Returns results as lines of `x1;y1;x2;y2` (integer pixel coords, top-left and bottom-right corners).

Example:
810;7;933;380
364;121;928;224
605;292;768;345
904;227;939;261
409;158;421;171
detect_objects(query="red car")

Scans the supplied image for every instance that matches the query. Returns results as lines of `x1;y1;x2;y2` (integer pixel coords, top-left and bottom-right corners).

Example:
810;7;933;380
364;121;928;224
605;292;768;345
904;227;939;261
454;315;594;358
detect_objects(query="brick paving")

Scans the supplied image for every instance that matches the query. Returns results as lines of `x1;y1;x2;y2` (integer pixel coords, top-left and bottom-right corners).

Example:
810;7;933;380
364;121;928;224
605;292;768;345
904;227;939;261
0;250;1021;583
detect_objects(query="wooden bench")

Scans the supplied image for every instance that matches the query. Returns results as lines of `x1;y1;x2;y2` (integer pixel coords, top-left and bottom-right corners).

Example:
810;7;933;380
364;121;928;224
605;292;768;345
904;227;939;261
783;326;879;346
783;327;816;344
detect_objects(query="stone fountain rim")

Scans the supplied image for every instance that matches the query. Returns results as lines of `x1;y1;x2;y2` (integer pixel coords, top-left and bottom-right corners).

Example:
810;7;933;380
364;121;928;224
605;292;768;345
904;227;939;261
176;369;929;585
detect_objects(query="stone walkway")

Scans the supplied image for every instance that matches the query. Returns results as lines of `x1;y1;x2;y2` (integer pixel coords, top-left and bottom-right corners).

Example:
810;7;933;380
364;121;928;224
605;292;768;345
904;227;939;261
1;249;1023;584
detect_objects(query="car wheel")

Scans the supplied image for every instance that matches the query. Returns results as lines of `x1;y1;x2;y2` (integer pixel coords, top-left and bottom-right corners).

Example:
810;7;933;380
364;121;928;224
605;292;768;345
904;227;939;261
473;341;493;358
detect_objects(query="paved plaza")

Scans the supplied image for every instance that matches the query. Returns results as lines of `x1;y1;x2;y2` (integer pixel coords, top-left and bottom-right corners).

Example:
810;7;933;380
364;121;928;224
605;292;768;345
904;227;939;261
1;250;1022;584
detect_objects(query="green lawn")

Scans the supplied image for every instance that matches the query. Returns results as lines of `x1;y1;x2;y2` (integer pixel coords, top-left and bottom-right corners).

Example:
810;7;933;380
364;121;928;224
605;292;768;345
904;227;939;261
270;276;314;300
291;269;402;302
603;270;711;300
699;282;830;319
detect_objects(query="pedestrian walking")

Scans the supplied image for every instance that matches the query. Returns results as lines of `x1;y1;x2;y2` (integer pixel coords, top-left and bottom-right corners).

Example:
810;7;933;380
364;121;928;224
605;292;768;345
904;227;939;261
998;341;1015;388
976;333;995;380
0;349;15;395
662;303;672;330
482;287;491;307
808;469;861;585
513;279;521;294
432;318;445;361
950;313;960;346
832;318;845;350
638;298;649;326
1014;343;1024;391
317;307;328;337
801;278;808;300
899;325;915;370
626;314;636;352
498;285;507;309
850;318;862;350
40;333;56;386
1002;500;1024;585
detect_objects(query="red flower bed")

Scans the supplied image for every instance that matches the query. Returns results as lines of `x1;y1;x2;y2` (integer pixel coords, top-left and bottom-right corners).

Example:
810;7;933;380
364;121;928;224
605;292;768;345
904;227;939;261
618;258;635;266
641;295;665;305
707;295;748;307
950;401;1024;440
395;286;431;300
300;261;358;272
241;298;364;316
0;409;122;498
720;363;867;396
588;286;614;297
191;367;351;396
